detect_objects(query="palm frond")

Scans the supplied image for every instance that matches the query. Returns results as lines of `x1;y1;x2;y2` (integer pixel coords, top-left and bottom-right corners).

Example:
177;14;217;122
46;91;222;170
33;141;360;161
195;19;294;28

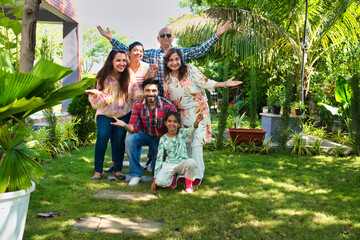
24;77;97;118
169;8;299;64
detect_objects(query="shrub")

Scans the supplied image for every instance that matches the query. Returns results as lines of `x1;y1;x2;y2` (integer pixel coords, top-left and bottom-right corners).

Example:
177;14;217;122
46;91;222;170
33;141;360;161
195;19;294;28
67;89;96;144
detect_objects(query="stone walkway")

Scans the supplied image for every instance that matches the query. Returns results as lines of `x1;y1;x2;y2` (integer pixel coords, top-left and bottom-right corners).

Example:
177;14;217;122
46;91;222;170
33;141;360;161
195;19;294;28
72;146;164;235
72;216;163;235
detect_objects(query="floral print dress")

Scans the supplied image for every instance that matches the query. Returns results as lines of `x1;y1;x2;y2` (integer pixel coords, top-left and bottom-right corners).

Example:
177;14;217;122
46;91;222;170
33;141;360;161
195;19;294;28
164;64;217;147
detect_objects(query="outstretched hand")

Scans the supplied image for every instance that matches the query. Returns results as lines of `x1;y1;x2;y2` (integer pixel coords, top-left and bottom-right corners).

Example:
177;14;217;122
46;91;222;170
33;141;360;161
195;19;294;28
97;26;112;40
84;89;99;97
110;116;126;127
225;77;243;87
216;20;231;37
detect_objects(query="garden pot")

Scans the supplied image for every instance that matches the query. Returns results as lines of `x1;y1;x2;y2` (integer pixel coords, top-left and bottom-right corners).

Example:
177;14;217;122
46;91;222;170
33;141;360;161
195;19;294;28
272;105;281;114
295;108;303;115
262;108;269;113
0;181;35;240
228;128;267;146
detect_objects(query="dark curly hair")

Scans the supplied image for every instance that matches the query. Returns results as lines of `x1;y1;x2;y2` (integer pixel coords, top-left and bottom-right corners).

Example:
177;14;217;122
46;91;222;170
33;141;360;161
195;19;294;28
164;48;188;81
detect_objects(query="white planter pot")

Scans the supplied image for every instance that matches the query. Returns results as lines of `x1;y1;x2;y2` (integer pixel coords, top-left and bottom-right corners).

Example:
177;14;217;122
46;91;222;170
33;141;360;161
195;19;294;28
0;181;35;240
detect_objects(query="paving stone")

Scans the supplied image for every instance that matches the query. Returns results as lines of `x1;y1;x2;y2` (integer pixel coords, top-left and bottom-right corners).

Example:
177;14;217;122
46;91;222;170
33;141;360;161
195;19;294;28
106;174;153;182
72;216;101;232
72;216;163;235
94;190;158;201
124;153;149;158
121;161;150;167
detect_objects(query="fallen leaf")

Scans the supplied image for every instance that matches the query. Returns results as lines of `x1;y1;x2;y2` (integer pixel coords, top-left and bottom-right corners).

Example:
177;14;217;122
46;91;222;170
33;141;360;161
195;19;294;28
280;232;286;237
347;223;353;228
342;179;347;181
342;230;350;234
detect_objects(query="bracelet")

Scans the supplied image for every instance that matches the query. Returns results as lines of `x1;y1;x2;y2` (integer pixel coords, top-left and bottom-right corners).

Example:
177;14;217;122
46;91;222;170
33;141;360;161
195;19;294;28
224;81;227;87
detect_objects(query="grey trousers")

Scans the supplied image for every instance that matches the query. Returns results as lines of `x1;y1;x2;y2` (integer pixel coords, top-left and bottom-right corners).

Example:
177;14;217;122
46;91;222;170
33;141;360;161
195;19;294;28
155;159;197;187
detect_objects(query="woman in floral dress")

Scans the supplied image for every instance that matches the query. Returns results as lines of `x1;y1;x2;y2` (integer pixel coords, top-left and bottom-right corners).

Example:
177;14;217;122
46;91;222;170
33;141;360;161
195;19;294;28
162;48;242;184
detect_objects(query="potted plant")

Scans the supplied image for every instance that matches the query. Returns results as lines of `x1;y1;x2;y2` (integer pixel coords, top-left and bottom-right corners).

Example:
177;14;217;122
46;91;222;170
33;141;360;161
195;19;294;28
227;63;267;146
266;85;285;114
291;101;306;115
0;52;96;240
262;106;269;113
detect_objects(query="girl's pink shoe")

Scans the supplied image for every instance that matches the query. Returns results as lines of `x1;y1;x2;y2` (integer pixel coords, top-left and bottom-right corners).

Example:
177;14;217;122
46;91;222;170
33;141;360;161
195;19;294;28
185;179;193;193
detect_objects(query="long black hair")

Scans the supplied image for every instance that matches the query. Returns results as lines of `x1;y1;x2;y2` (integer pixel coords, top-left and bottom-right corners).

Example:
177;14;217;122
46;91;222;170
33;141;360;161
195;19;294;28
96;50;130;101
164;48;188;81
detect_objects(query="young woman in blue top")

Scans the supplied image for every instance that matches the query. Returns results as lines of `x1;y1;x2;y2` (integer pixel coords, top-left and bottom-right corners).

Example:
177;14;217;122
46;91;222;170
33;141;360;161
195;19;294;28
151;111;204;193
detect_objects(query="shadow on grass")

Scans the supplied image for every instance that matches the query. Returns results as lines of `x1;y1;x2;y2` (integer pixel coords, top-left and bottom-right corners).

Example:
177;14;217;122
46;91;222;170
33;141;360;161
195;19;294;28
24;145;360;239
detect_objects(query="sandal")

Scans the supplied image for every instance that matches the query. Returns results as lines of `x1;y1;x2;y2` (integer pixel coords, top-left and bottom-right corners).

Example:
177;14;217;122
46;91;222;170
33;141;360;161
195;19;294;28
114;172;126;180
90;172;104;180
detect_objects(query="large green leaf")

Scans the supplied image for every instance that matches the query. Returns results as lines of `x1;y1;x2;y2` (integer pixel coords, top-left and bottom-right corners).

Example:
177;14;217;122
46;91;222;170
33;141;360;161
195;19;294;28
0;97;44;121
27;59;73;98
24;77;98;117
0;71;44;107
335;75;352;104
0;126;45;193
0;51;14;73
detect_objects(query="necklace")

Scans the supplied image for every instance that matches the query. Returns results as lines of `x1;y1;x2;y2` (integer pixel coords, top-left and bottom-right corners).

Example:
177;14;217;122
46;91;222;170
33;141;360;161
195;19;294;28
131;62;140;73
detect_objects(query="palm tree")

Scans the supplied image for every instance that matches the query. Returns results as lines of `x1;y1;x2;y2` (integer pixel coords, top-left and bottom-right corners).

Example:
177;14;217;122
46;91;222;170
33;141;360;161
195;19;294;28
169;0;359;97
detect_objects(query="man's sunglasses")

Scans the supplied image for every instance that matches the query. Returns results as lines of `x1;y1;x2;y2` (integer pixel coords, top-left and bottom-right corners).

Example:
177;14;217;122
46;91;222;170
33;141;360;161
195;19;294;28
160;33;172;38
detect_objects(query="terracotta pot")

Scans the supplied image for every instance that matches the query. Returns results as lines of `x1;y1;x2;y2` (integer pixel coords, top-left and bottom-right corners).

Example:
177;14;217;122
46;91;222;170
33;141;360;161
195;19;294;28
228;128;267;146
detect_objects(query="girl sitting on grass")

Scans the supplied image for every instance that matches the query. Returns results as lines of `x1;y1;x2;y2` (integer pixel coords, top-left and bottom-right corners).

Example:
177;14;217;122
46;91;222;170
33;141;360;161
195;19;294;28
151;111;203;194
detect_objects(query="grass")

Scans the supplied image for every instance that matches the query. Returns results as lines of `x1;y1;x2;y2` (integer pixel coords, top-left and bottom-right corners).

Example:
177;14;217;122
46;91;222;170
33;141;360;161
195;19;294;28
24;144;360;239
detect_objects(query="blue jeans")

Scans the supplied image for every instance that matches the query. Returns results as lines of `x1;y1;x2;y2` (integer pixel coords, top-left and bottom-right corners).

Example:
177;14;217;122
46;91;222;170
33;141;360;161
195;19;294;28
94;113;130;173
125;131;159;177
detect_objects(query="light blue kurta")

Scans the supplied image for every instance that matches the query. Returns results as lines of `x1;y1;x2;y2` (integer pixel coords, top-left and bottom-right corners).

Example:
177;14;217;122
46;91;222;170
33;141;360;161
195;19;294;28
154;125;196;177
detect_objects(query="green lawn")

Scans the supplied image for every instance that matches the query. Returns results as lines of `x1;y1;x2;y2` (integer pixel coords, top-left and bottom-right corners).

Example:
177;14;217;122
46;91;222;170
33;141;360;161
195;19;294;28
24;144;360;239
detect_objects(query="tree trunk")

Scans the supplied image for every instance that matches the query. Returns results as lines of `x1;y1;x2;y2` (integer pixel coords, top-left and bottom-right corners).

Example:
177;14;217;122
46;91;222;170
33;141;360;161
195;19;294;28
19;0;41;73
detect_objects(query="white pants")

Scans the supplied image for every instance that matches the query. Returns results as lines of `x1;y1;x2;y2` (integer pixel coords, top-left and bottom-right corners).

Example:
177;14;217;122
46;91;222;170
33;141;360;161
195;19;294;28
155;159;197;187
186;145;204;180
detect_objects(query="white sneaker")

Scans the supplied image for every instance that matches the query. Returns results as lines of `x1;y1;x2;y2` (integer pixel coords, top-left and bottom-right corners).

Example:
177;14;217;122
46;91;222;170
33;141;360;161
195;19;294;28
129;176;141;186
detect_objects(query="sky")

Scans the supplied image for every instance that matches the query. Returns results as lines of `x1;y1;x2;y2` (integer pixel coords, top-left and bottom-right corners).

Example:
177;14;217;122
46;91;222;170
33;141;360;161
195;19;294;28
74;0;191;50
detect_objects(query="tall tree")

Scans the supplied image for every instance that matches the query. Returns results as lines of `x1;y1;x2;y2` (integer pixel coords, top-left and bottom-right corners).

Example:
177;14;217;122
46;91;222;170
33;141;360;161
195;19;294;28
19;0;41;73
172;0;360;96
82;26;128;73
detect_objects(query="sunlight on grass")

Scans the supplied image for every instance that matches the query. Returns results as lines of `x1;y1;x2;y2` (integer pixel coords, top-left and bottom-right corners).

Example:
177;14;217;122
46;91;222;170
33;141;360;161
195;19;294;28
235;220;283;228
231;191;249;198
238;173;252;179
184;225;204;233
25;147;360;239
275;209;352;226
312;212;349;226
274;208;307;216
206;175;224;183
312;189;331;194
199;188;219;197
258;177;313;193
81;156;92;163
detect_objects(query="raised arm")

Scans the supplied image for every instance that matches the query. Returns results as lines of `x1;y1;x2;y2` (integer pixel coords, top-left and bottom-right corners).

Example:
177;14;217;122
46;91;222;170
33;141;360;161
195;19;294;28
97;25;129;51
182;20;231;61
97;26;112;40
